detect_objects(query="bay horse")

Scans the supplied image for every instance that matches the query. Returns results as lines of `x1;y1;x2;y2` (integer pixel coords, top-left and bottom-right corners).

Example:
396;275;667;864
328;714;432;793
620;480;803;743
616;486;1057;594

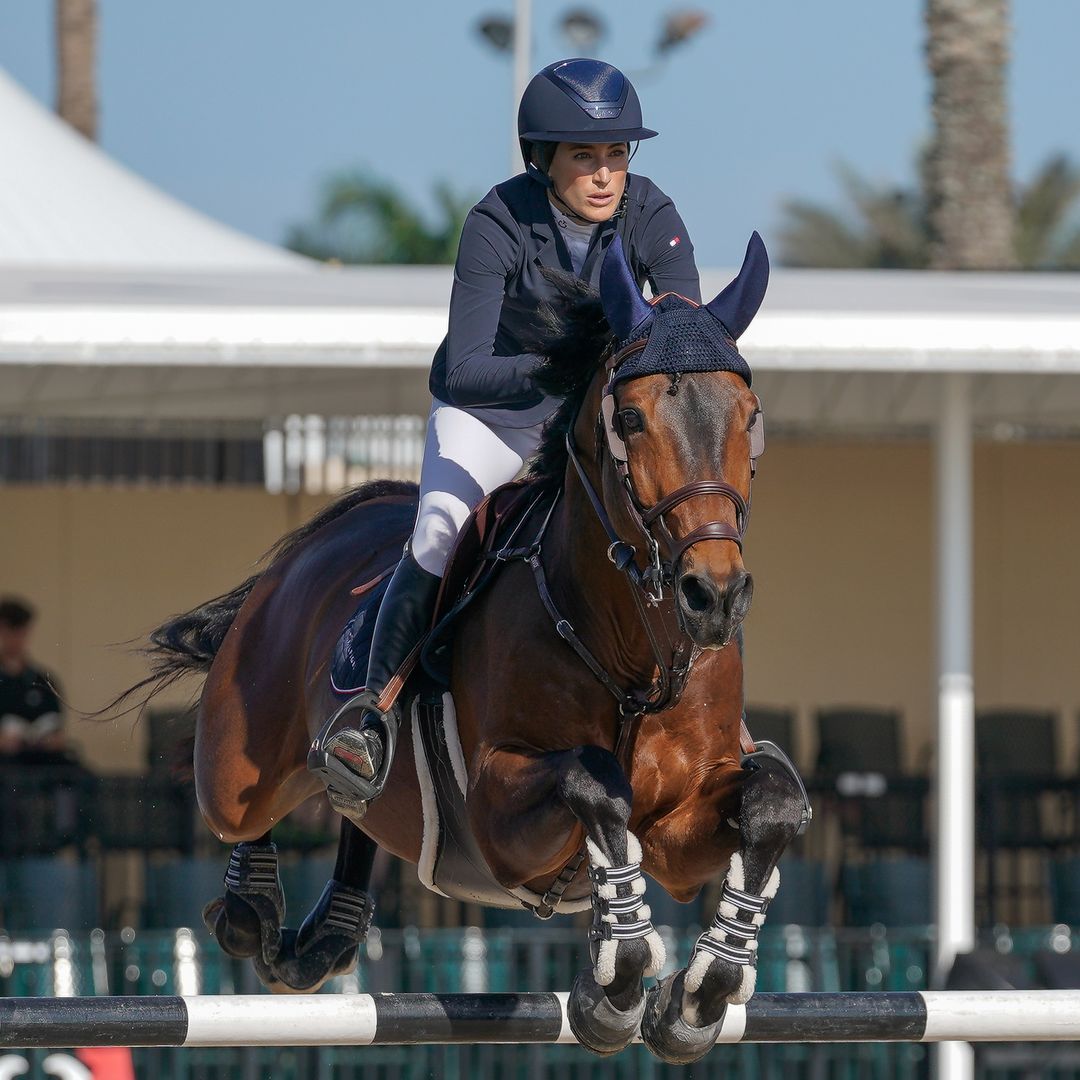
121;234;808;1064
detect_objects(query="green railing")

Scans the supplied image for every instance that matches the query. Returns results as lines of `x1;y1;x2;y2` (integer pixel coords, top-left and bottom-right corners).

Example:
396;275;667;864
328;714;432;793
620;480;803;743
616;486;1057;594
1;925;1078;1079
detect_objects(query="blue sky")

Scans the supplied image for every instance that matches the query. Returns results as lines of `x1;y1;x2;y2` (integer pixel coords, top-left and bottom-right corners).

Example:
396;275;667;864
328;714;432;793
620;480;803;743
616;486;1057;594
1;1;1077;265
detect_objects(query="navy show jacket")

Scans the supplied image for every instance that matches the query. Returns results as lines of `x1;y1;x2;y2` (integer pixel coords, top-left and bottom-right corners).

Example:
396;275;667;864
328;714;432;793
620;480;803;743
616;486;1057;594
429;171;700;428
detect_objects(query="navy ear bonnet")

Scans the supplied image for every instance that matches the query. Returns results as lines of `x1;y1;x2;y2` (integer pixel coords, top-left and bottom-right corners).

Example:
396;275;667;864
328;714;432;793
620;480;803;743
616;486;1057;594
599;232;769;390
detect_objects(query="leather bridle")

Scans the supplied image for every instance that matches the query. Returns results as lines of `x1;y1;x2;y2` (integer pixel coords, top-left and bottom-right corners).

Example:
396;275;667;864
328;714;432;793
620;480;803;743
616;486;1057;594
568;328;765;607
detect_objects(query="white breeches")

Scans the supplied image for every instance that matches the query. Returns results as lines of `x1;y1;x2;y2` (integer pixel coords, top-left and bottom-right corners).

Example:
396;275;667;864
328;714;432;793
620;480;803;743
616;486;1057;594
410;399;546;577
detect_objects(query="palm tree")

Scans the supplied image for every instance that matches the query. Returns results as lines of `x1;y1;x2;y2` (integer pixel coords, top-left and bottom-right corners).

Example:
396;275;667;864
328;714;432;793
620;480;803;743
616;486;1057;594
779;153;1080;270
287;173;474;264
780;160;930;270
55;0;97;141
924;0;1015;269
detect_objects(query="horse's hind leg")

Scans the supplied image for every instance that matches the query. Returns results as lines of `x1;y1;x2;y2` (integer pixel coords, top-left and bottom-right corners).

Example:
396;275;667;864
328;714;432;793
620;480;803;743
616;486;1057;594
257;819;377;994
641;755;806;1064
203;819;377;995
554;747;665;1056
202;831;285;964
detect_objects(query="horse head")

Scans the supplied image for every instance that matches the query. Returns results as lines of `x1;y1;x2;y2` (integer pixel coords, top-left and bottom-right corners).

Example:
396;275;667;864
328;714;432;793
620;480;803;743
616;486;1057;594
589;233;769;649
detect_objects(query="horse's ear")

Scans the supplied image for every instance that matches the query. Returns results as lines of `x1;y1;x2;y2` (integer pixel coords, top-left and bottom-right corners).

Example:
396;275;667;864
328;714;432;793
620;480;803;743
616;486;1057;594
704;231;769;340
600;235;654;342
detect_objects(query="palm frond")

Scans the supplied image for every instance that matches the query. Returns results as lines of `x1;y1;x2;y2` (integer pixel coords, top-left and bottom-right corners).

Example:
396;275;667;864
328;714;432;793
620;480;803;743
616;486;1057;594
286;172;477;264
1016;155;1080;268
779;151;1080;270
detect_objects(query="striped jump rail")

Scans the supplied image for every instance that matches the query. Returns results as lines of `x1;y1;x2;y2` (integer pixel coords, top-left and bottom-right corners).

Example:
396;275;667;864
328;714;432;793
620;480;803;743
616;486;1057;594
3;991;1080;1048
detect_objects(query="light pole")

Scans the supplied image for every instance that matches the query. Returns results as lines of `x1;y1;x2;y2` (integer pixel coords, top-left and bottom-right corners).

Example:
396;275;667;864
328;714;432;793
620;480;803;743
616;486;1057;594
477;0;536;176
512;0;532;176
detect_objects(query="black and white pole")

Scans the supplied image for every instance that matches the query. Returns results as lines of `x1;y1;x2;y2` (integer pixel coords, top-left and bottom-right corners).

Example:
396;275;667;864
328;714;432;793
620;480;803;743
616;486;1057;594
3;992;1080;1048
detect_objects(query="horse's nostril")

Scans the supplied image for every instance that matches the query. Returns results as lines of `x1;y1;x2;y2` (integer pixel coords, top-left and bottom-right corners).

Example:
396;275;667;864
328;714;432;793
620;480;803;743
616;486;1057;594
723;571;754;617
679;574;715;614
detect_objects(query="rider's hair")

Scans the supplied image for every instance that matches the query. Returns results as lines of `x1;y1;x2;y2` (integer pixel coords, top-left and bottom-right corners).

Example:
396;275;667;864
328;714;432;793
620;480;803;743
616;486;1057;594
528;140;557;174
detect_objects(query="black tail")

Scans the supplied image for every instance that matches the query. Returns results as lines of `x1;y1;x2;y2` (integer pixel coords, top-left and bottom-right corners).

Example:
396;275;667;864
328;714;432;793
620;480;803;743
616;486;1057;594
101;478;417;718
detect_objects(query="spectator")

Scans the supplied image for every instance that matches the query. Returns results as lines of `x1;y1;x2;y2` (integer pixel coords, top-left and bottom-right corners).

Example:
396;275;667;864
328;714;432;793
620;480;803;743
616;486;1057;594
0;596;68;761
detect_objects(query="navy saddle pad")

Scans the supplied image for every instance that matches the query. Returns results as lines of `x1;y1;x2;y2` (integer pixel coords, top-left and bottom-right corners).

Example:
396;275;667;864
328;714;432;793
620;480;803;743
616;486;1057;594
329;574;392;696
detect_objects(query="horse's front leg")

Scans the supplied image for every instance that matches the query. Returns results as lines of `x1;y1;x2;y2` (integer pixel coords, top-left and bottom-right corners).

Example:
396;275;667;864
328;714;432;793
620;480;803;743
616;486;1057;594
642;754;806;1065
473;744;664;1056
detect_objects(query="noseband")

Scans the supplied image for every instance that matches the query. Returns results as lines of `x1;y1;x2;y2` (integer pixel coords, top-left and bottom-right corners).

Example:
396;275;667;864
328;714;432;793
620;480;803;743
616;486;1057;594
567;328;764;605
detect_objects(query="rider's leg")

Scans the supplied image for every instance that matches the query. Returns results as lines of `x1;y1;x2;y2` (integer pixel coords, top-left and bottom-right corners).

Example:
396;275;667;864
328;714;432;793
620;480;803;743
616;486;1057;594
309;400;544;808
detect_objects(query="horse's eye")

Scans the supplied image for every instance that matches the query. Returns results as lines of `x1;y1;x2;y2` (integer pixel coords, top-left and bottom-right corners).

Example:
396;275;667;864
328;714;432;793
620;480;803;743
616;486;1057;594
619;408;644;435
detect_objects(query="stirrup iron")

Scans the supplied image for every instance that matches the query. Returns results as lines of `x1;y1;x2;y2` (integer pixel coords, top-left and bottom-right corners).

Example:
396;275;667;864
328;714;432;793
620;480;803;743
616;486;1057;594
310;691;400;813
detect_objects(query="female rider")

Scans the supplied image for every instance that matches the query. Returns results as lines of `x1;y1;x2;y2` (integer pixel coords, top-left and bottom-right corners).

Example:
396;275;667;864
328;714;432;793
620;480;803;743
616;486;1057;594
309;57;701;812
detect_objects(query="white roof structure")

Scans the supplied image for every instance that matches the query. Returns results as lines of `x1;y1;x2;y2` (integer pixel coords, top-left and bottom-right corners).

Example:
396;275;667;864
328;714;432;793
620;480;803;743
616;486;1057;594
1;261;1079;429
0;68;302;270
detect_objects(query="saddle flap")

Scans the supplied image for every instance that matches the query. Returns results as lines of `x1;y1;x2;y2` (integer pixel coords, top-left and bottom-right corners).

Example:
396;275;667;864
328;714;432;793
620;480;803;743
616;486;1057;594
330;572;394;695
432;477;546;621
423;477;549;685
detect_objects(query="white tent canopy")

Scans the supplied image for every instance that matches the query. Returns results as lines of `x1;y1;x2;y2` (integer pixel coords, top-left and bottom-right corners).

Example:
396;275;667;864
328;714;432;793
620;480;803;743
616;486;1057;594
0;68;302;270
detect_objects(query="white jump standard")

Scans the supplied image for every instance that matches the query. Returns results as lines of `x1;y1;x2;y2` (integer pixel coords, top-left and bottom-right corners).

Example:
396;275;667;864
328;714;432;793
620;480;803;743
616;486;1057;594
3;991;1080;1048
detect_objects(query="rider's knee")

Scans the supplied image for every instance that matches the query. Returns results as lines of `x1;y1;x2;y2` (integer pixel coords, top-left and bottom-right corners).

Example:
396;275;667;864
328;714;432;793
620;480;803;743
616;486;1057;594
411;500;465;576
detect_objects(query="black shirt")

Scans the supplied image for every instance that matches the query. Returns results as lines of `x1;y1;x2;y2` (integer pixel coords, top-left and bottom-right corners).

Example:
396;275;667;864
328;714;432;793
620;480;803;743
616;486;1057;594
0;664;63;742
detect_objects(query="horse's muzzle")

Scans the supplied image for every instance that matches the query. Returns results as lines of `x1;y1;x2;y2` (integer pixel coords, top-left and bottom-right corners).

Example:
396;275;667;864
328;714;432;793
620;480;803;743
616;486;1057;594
676;567;754;649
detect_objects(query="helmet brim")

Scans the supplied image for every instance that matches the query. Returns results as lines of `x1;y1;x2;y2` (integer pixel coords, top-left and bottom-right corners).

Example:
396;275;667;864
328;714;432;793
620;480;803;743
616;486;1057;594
520;127;658;144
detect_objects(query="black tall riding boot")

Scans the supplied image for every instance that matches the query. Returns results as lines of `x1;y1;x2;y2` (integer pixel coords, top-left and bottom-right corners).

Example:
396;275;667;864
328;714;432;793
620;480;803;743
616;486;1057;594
308;550;441;814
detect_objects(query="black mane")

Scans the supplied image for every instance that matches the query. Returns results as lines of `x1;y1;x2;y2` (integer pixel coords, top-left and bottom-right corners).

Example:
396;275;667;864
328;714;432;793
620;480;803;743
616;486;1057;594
523;270;616;484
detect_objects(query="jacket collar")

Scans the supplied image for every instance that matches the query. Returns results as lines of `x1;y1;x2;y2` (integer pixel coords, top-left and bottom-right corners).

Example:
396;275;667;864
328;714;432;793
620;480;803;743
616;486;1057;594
525;181;571;272
526;178;631;281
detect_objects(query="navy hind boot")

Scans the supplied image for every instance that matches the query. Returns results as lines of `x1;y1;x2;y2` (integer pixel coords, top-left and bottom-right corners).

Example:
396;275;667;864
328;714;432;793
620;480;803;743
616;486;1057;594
308;549;440;817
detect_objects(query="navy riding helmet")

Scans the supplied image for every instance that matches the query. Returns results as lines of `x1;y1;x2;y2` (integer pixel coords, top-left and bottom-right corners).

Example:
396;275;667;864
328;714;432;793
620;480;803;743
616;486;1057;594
518;58;657;184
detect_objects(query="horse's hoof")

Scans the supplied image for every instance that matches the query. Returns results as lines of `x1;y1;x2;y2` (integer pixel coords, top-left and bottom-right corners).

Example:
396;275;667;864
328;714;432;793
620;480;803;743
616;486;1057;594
204;843;286;964
202;891;271;962
640;972;725;1065
567;967;645;1057
250;881;374;994
253;927;360;994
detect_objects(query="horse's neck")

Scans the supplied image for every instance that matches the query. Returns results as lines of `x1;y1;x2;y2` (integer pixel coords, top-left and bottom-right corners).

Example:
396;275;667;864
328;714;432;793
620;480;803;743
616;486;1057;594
545;454;664;690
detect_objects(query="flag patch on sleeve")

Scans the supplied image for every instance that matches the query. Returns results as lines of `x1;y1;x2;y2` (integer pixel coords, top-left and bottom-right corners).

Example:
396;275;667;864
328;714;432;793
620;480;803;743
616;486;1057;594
669;235;681;247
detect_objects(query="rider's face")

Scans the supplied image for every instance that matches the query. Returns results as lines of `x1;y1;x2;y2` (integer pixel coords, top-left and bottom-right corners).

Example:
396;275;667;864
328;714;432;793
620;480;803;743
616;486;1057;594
545;142;629;222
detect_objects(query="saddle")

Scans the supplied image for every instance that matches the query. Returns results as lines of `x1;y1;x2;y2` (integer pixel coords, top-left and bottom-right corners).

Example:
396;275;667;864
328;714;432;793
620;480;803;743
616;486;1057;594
423;477;551;682
330;477;548;695
329;476;564;913
328;476;809;912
